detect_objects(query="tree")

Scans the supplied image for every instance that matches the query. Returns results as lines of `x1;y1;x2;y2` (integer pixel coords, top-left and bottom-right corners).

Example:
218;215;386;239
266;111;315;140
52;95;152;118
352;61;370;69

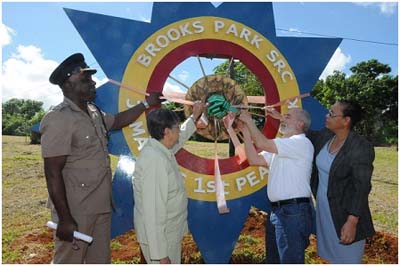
312;59;398;145
2;98;45;136
2;114;27;136
214;61;264;97
213;61;265;129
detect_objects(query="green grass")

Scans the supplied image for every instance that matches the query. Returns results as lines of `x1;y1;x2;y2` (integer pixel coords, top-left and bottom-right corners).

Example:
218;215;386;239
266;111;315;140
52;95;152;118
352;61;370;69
184;140;229;158
2;231;21;246
2;249;21;263
184;251;203;264
110;240;123;250
305;248;324;264
2;136;50;263
231;247;265;263
112;258;142;264
238;234;261;246
370;146;398;234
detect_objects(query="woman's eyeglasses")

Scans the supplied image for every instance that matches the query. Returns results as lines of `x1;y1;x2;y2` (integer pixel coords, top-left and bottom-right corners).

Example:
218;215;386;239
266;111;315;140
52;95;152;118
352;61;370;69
327;110;344;118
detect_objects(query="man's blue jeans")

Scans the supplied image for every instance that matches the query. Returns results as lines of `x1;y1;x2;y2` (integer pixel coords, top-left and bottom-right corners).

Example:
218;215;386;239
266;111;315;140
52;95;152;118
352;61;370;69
267;202;312;264
265;214;280;264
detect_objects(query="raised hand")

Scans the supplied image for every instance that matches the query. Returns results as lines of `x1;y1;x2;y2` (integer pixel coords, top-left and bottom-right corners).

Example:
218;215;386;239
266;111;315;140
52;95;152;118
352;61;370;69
265;107;283;120
146;92;164;106
238;110;253;124
192;101;206;121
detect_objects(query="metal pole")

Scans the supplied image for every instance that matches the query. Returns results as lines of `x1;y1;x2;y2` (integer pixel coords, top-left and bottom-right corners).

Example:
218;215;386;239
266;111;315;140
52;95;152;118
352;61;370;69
228;59;236;157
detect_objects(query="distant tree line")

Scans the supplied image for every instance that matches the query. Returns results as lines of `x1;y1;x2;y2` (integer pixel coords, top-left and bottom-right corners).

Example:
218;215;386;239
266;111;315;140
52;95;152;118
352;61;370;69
2;99;45;138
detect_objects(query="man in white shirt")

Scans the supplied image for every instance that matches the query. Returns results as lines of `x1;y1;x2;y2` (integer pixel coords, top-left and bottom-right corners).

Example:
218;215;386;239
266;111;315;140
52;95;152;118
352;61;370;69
237;107;314;264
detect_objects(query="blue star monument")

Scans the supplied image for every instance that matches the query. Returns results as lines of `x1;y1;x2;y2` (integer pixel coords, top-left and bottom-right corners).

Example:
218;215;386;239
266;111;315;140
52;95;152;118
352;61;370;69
64;2;341;263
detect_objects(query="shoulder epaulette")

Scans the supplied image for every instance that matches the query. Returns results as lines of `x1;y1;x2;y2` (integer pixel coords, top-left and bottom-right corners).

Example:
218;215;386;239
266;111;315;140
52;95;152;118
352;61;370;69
49;102;69;112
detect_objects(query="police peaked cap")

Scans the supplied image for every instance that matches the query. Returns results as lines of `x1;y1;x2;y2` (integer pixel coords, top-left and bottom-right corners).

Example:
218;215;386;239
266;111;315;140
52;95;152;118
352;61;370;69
49;53;97;86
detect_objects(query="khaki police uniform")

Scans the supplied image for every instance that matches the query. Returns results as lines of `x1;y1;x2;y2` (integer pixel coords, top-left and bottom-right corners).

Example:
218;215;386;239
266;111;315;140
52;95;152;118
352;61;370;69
40;97;115;263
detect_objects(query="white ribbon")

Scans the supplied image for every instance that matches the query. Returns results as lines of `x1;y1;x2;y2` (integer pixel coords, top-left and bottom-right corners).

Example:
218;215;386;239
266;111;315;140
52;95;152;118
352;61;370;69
213;119;230;214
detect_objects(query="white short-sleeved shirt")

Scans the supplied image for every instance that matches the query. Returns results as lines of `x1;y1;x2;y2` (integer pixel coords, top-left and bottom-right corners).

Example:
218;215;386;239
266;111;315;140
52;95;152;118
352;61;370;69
260;133;314;202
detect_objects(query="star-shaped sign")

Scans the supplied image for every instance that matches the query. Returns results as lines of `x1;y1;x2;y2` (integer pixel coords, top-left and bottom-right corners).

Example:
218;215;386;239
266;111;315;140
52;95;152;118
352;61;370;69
64;2;340;263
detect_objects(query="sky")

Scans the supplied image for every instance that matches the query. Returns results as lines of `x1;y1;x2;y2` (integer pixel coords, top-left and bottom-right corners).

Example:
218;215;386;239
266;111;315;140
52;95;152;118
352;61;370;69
1;1;398;110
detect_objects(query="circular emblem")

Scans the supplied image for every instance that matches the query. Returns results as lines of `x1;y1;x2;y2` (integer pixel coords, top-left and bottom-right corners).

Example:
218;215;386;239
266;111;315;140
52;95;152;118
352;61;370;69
118;16;301;201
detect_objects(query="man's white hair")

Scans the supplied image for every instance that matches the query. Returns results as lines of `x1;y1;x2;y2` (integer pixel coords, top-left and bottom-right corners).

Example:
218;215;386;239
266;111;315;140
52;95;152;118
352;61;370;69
292;108;311;132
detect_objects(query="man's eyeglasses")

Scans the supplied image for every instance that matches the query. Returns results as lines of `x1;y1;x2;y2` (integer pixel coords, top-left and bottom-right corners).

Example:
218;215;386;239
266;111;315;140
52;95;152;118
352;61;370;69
171;124;180;130
327;110;344;118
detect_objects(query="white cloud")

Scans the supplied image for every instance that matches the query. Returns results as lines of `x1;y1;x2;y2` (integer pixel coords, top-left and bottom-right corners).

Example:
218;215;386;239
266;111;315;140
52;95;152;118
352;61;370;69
2;45;108;111
1;23;16;47
162;81;187;104
2;45;61;110
353;2;397;15
319;48;351;80
178;70;190;82
163;81;187;94
379;2;397;15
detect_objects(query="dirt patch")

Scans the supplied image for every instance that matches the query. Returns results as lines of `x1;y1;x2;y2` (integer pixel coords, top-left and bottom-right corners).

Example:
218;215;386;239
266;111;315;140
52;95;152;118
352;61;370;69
242;208;267;238
364;231;398;264
7;210;399;264
9;229;53;264
111;230;145;263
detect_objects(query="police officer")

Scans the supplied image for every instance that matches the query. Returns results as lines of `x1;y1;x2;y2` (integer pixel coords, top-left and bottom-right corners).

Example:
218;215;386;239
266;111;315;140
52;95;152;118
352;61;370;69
40;53;162;263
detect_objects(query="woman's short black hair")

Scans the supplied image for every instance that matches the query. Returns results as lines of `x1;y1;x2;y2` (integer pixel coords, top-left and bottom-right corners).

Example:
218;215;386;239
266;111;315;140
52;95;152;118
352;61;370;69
146;108;180;140
338;100;362;129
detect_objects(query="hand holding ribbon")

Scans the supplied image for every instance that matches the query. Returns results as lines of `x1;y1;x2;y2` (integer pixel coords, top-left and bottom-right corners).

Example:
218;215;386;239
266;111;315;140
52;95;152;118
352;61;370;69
207;94;238;119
